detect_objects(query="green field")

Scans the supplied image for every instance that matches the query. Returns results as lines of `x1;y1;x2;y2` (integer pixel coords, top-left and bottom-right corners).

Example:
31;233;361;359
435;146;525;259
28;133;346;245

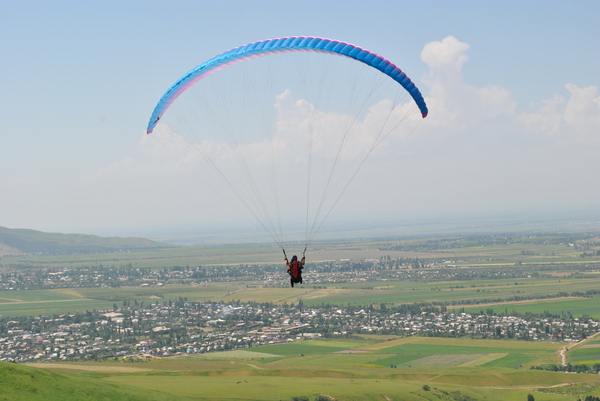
18;336;600;401
3;234;599;269
3;235;600;399
462;295;600;319
3;275;600;319
568;346;600;363
480;353;535;368
246;342;350;356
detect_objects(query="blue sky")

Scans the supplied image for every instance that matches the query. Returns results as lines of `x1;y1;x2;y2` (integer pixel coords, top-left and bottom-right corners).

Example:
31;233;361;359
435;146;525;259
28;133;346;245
1;1;599;241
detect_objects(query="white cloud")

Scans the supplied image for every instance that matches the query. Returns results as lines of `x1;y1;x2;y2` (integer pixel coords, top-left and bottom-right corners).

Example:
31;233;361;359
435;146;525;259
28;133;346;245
519;95;565;135
421;36;516;129
520;83;600;144
421;35;470;72
418;35;599;154
371;35;600;220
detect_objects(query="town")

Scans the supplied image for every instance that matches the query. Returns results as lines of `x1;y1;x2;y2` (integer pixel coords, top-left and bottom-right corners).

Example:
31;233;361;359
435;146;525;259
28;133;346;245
0;255;582;292
2;297;598;363
2;248;600;364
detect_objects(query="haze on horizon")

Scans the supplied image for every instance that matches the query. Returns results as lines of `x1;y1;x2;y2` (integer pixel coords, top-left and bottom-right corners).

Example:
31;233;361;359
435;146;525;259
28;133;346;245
1;1;599;243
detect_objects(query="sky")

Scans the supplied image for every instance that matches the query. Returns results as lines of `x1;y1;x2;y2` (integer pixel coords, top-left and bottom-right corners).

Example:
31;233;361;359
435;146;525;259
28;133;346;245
1;0;599;242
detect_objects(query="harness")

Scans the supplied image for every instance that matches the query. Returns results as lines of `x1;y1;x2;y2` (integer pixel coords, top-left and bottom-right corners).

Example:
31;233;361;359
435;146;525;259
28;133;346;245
290;260;301;278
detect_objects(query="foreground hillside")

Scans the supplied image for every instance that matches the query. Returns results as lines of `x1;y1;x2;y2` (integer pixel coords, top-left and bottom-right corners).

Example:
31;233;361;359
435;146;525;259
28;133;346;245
2;233;600;399
0;361;177;401
22;336;600;401
0;226;166;255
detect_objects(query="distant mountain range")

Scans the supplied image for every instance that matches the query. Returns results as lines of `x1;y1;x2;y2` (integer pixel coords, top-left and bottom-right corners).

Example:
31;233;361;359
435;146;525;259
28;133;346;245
0;226;167;255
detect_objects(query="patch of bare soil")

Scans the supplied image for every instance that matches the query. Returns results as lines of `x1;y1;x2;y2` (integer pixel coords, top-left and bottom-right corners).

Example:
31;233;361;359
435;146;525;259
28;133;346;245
26;363;151;373
334;350;369;354
470;296;585;308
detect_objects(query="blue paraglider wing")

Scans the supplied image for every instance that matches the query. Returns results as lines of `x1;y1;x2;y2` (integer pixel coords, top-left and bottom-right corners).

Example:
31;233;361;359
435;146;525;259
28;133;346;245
147;36;428;134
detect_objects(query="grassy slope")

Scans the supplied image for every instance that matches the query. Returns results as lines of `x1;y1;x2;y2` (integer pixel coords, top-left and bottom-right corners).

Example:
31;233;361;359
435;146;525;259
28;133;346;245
21;336;600;401
102;364;600;401
0;361;178;401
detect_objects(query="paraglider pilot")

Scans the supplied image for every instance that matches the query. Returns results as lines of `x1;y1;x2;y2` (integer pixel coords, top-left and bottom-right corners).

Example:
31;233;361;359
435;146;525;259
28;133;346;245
285;253;305;287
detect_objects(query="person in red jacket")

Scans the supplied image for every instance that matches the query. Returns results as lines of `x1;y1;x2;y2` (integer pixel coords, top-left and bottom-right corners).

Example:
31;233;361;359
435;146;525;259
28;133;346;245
286;254;305;287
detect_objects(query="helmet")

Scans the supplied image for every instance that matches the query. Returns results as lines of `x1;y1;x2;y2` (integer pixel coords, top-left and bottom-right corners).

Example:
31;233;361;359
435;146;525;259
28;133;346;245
291;255;298;262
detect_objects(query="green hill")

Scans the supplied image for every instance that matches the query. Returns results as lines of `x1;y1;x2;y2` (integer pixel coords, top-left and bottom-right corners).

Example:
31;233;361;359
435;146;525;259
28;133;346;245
0;361;177;401
0;226;168;255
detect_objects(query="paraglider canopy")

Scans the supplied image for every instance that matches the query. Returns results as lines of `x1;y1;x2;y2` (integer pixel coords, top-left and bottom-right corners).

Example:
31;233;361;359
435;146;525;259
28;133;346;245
145;36;428;250
147;37;427;134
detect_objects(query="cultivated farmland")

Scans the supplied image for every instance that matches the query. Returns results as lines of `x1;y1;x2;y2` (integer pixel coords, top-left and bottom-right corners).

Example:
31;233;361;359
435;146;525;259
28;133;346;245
2;232;600;400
